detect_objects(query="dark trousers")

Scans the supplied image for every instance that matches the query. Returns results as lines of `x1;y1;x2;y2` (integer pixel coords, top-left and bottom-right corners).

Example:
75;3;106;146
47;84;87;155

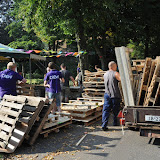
102;93;120;128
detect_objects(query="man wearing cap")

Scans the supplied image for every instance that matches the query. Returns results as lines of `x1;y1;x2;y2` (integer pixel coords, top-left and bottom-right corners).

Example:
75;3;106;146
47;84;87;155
0;62;26;99
102;61;121;131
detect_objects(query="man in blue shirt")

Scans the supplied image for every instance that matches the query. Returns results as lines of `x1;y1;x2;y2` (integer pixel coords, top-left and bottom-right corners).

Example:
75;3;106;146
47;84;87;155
44;62;64;112
0;62;26;99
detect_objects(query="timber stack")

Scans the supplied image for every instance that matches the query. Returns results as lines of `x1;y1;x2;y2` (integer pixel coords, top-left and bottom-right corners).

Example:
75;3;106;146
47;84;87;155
82;70;105;98
115;46;160;140
60;70;105;126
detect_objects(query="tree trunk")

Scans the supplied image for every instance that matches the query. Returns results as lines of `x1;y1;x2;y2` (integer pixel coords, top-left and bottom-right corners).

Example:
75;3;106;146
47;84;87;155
94;46;108;70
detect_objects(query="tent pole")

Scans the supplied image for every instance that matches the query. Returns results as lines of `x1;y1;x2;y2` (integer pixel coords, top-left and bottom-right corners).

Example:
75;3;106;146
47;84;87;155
29;58;32;84
22;62;25;77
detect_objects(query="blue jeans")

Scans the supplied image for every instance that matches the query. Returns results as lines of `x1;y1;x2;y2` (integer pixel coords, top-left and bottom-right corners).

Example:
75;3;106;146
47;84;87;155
102;93;120;128
48;92;61;110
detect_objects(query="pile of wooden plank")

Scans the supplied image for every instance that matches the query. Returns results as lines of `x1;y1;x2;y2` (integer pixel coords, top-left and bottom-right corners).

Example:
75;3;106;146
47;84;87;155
60;97;104;126
0;95;72;153
82;70;105;98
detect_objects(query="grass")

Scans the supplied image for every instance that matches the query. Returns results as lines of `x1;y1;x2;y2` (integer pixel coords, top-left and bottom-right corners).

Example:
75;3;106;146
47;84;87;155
26;79;44;85
26;79;74;86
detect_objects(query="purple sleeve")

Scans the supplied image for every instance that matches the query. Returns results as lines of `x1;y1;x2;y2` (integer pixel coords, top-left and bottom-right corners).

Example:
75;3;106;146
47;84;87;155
44;73;49;81
15;73;23;81
59;72;62;78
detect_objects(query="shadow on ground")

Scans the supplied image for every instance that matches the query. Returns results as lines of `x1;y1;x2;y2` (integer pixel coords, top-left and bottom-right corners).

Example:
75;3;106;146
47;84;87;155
3;120;126;159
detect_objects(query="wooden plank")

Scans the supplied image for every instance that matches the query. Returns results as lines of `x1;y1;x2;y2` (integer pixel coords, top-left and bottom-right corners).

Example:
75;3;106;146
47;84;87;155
19;95;49;106
0;131;9;141
73;112;102;122
3;95;27;103
84;88;105;92
43;117;71;129
21;111;34;117
23;105;36;112
24;100;45;136
6;123;28;153
60;109;96;118
0;142;6;149
40;120;72;135
28;102;55;145
0;108;20;117
77;97;104;102
144;57;160;106
0;124;12;133
136;58;152;105
0;115;15;125
0;101;24;110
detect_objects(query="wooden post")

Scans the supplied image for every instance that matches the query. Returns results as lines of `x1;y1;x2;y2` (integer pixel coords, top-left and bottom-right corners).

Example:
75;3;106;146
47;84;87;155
29;58;32;84
22;62;25;77
76;34;84;82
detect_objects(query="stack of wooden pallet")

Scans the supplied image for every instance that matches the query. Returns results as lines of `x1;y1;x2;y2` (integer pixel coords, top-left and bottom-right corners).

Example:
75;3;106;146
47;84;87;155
132;57;160;106
115;46;160;138
83;70;105;98
0;95;72;153
60;97;104;126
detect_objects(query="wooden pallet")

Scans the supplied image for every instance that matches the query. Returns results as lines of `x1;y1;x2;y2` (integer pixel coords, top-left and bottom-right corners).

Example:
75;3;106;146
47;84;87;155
82;93;104;98
0;95;26;149
144;57;160;106
132;59;145;67
73;112;102;126
143;58;158;105
0;122;28;153
16;96;50;146
83;82;104;88
27;100;55;145
40;116;72;138
136;58;152;105
77;97;104;102
61;105;102;118
84;77;104;82
68;100;103;106
17;84;35;96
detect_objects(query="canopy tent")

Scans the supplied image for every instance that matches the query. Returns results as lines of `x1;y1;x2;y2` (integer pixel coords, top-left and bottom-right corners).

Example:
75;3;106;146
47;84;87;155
0;43;46;84
0;43;46;61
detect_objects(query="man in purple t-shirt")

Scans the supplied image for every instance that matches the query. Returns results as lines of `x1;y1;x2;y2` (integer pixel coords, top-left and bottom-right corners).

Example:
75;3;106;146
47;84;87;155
44;62;64;112
0;62;26;99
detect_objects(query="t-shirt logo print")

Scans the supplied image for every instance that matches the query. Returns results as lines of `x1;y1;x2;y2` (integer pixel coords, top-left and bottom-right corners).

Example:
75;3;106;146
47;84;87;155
1;74;13;79
49;75;60;80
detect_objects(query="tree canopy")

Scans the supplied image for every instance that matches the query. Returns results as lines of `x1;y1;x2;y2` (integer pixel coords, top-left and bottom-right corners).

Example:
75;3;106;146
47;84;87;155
2;0;160;69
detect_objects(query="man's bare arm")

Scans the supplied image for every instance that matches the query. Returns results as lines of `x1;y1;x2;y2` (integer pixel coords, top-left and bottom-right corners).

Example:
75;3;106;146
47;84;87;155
18;78;27;85
61;78;65;83
44;80;50;88
115;72;121;81
22;78;27;83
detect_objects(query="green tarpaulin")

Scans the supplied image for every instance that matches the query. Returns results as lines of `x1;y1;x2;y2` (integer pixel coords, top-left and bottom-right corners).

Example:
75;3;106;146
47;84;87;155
0;43;46;61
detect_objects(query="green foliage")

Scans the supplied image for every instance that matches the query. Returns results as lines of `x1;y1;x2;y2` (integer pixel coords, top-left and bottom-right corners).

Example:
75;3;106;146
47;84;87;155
5;0;160;70
127;40;145;59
